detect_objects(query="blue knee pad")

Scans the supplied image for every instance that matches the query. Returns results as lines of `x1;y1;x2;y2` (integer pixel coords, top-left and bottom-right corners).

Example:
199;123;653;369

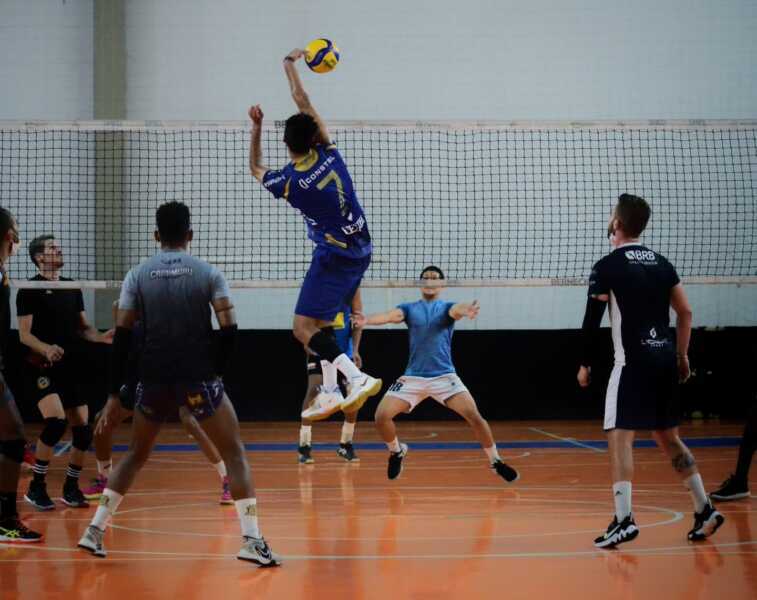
39;417;67;448
71;424;93;452
0;438;26;463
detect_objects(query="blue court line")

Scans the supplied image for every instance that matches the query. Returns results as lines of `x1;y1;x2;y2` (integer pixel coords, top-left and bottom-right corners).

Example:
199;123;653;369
104;436;743;453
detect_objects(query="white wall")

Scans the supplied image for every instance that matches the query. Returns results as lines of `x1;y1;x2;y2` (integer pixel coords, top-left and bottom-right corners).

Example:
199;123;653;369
125;0;757;120
0;0;755;330
0;0;93;119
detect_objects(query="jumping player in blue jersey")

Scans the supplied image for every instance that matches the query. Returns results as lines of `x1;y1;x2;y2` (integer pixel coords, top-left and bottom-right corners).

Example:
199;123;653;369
354;266;519;483
248;47;381;420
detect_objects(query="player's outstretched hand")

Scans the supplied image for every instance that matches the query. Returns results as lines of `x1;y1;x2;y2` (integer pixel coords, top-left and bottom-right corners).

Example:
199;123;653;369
465;300;480;320
248;105;264;125
285;48;306;62
351;312;367;329
101;328;115;344
577;365;591;388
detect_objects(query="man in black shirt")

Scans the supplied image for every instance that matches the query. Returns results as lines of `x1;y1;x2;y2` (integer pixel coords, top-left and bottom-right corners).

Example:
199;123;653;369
0;208;42;542
17;235;113;510
579;194;724;548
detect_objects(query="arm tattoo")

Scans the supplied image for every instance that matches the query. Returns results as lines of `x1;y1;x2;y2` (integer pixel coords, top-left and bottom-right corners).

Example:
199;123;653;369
672;452;696;472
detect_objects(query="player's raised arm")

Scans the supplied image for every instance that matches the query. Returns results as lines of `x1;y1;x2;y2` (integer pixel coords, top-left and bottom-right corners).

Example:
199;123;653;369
283;48;331;146
449;300;480;321
248;105;269;182
353;308;405;328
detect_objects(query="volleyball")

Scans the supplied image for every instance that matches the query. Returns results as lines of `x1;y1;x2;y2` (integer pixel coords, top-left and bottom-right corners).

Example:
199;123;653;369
304;38;340;73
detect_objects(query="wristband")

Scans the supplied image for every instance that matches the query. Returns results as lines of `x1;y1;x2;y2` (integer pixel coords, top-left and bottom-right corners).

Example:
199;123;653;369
284;56;295;63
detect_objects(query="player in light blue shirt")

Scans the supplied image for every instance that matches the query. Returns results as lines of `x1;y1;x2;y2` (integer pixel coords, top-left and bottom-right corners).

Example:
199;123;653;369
354;266;519;483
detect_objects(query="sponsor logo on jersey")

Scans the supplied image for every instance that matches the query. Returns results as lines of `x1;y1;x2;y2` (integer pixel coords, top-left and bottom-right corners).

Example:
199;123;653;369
298;155;337;190
37;376;50;390
263;173;287;188
625;249;657;264
641;327;669;349
341;214;366;236
150;267;193;279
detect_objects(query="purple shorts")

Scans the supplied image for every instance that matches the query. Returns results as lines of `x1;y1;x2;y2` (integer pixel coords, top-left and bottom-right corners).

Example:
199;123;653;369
135;379;225;423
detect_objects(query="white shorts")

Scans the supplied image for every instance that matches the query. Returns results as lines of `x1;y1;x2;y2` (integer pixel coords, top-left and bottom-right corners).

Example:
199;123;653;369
385;373;469;412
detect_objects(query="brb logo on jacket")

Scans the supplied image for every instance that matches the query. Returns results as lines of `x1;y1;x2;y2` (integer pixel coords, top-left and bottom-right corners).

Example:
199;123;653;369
625;249;657;264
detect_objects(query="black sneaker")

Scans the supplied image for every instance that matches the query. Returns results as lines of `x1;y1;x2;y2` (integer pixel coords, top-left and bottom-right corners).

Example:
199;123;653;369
24;480;55;511
594;515;639;548
61;484;90;508
387;443;408;480
711;475;750;502
0;518;43;543
688;502;725;541
337;442;360;462
298;445;314;464
492;459;519;483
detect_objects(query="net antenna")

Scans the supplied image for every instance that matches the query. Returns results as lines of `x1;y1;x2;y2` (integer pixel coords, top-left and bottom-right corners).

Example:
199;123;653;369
1;119;756;289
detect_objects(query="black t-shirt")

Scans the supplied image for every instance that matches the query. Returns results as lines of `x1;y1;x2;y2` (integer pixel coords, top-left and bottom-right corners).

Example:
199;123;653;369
588;244;680;366
0;270;10;371
16;275;85;354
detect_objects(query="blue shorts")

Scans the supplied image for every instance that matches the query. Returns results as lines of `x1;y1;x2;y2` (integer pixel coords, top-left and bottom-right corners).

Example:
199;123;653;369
295;247;371;322
135;379;225;423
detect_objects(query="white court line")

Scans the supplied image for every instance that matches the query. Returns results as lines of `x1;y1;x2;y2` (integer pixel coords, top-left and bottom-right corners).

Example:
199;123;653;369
54;442;71;457
3;540;755;562
528;428;605;453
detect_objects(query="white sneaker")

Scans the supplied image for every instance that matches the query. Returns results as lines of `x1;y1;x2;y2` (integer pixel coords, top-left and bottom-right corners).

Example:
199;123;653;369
77;525;107;558
301;386;344;421
237;536;282;567
340;374;382;413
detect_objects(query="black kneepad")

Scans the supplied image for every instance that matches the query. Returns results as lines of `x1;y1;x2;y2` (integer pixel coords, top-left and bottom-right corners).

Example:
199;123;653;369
71;424;93;452
0;438;26;463
39;417;67;448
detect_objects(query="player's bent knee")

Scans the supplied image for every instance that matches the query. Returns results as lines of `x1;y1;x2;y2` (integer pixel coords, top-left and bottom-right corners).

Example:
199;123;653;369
671;451;696;472
39;417;67;448
71;424;93;452
0;438;26;463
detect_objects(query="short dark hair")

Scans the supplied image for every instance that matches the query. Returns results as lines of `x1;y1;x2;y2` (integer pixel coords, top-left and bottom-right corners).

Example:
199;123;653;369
420;265;445;279
615;193;651;238
156;201;191;245
283;113;318;155
29;234;55;267
0;207;14;243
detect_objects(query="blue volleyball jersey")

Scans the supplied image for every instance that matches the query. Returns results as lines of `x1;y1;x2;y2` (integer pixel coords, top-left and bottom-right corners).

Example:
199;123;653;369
262;144;372;259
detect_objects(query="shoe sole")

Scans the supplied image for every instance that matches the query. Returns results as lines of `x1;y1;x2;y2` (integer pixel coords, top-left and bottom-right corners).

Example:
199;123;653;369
83;492;104;501
301;402;343;422
219;499;234;505
711;492;750;501
594;526;639;549
0;536;43;543
341;378;382;413
337;455;360;462
60;498;90;508
689;513;725;541
237;555;282;567
77;543;106;558
23;495;55;511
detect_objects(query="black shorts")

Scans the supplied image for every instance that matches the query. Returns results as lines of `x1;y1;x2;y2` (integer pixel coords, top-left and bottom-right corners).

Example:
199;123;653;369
135;379;225;423
24;362;84;409
119;381;137;412
604;361;680;431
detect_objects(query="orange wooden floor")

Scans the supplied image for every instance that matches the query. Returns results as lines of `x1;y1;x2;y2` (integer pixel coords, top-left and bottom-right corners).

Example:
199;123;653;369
2;420;756;600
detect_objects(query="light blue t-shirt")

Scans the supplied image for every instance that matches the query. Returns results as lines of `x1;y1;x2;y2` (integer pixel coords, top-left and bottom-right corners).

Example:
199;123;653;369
397;299;456;377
